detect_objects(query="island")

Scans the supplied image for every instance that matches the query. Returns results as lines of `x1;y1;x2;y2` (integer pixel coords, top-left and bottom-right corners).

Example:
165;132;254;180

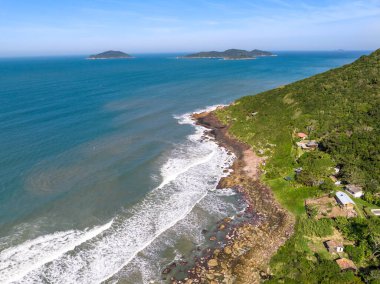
87;50;133;60
170;49;380;283
181;48;274;60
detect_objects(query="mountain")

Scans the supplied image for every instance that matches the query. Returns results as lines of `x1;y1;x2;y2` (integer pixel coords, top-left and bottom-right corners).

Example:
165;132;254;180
87;50;132;59
183;49;273;60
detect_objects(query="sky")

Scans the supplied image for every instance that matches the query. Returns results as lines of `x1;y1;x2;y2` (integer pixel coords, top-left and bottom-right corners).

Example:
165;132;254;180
0;0;380;56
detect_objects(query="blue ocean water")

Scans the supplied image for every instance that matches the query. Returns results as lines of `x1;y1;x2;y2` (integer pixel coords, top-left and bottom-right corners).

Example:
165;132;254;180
0;51;369;283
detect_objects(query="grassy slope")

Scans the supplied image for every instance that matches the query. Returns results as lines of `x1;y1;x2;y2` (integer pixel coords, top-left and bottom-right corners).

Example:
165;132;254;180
216;49;380;283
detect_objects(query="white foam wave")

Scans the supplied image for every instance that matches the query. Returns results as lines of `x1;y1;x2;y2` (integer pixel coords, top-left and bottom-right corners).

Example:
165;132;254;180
4;106;235;284
174;104;227;125
213;188;237;196
0;220;113;284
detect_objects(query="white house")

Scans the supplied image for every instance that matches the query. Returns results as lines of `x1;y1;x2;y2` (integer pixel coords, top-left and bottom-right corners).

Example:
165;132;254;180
325;240;344;253
335;191;355;209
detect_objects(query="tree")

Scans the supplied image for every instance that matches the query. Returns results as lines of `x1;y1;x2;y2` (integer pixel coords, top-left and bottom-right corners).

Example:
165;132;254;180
296;151;335;186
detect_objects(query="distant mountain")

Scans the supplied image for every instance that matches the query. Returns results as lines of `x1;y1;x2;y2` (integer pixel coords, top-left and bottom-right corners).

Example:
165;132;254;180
182;49;274;60
87;50;132;59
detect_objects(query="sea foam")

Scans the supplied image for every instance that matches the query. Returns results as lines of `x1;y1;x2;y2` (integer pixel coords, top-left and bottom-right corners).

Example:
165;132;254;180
2;106;235;284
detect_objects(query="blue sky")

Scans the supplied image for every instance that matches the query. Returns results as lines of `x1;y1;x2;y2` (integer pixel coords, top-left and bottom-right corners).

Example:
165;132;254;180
0;0;379;56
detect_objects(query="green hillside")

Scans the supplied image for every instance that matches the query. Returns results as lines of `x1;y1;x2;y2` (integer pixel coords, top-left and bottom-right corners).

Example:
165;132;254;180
217;49;380;193
216;49;380;283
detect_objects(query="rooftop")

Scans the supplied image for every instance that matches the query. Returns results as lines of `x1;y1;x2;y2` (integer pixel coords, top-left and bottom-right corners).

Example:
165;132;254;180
297;132;308;138
335;191;355;205
336;258;357;271
326;240;343;248
345;184;363;193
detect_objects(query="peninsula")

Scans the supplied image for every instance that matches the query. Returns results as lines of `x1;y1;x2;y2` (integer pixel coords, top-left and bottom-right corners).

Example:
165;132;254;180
171;49;380;283
87;50;133;59
181;49;274;60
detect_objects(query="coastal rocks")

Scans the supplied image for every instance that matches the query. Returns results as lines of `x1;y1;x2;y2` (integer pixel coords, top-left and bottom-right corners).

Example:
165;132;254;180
207;259;218;267
171;111;295;284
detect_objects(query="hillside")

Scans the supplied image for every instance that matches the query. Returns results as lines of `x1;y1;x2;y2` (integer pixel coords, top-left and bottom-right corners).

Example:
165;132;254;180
216;49;380;283
183;49;273;59
217;49;380;191
87;50;132;59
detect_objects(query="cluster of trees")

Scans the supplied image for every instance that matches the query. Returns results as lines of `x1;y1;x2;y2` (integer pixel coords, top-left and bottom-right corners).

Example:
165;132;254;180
295;151;335;187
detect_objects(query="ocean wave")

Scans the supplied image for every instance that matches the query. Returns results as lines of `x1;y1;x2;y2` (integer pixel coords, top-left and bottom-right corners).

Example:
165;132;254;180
0;220;113;284
2;107;235;284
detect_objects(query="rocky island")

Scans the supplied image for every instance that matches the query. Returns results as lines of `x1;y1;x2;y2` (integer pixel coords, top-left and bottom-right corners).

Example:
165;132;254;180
87;50;133;59
181;49;274;60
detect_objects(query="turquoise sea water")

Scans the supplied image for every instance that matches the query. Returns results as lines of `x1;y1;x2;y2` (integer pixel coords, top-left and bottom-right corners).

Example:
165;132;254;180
0;51;369;283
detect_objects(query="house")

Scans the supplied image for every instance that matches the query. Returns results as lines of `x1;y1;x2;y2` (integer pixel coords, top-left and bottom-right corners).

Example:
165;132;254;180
335;191;355;209
296;141;309;149
371;209;380;216
296;140;318;150
325;240;344;253
295;167;303;174
336;258;357;271
297;132;308;139
345;185;363;198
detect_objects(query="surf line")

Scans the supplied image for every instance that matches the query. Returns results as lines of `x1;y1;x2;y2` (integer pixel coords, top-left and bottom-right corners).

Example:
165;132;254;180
99;191;209;283
1;220;113;284
156;149;217;190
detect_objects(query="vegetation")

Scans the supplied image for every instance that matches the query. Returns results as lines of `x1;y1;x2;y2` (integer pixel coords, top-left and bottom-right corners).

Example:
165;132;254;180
296;151;335;186
216;49;380;282
216;49;380;189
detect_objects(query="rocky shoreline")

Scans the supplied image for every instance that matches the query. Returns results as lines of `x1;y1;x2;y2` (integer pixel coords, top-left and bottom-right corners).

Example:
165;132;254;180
167;109;295;284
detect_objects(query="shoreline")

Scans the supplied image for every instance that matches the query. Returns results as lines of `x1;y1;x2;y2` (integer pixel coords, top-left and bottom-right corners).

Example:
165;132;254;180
172;108;295;283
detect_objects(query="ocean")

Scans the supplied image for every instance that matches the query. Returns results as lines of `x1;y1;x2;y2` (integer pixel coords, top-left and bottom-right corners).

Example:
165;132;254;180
0;51;369;283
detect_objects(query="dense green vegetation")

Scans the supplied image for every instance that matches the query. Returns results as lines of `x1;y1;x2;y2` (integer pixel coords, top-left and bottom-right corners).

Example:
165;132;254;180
216;49;380;282
217;49;380;190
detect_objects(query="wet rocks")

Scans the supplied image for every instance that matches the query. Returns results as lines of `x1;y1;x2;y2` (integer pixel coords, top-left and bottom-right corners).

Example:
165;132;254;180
171;111;295;284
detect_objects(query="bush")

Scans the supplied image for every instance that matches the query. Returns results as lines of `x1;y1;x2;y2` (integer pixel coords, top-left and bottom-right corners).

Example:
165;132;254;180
319;178;335;191
299;217;333;237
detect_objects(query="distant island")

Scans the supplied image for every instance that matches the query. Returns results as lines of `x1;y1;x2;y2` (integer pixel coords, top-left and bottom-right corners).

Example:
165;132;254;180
87;50;133;60
181;49;274;60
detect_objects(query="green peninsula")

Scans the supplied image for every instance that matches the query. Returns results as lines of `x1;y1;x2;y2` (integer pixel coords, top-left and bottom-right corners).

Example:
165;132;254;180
215;49;380;283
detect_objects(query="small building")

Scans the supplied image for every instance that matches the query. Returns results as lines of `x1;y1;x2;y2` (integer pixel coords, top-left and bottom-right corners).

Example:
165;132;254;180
295;167;303;174
296;140;318;150
336;258;357;271
371;209;380;216
297;132;308;139
325;240;344;253
345;185;363;198
335;191;355;209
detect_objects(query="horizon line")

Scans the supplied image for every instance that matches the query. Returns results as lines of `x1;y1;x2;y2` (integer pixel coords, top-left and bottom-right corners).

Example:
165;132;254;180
0;49;375;59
